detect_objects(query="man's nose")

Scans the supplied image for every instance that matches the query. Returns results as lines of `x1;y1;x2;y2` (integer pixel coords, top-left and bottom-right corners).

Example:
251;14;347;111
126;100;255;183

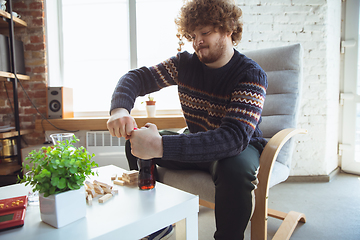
194;36;204;47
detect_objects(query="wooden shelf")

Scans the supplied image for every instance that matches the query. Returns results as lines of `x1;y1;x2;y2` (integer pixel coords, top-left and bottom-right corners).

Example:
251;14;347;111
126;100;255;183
0;161;21;175
0;71;30;81
0;9;27;28
0;129;33;139
0;2;29;179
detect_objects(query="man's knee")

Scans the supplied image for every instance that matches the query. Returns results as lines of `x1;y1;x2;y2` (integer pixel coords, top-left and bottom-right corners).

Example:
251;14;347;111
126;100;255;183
212;145;260;190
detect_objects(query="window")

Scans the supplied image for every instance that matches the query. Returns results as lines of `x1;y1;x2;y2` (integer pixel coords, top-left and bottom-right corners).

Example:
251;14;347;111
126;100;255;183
47;0;193;117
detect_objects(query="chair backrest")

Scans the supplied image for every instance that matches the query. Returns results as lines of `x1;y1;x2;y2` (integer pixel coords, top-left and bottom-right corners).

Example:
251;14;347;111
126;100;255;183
244;44;303;169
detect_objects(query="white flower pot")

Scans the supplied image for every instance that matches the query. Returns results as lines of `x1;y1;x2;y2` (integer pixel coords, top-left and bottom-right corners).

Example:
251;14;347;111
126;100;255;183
39;186;86;228
146;105;156;117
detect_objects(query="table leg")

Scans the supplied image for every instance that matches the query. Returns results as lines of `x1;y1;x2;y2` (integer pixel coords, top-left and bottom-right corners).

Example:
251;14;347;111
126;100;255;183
185;213;198;240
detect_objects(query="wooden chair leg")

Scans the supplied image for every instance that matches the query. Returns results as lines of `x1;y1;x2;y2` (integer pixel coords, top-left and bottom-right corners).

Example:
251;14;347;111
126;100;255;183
200;201;306;240
271;210;306;240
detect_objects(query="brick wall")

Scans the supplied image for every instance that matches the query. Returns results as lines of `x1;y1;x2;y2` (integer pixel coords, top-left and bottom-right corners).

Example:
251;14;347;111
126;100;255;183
236;0;342;176
0;0;46;145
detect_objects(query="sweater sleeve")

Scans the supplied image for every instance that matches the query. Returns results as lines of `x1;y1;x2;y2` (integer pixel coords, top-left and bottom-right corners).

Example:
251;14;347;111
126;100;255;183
110;55;180;114
162;66;267;162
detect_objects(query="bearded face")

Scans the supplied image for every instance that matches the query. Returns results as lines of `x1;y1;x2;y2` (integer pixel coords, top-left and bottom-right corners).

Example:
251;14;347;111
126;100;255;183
194;35;227;64
191;26;228;65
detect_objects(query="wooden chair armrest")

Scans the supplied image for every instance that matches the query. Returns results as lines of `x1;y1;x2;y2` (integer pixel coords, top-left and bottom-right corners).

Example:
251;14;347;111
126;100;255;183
251;128;307;240
258;128;308;191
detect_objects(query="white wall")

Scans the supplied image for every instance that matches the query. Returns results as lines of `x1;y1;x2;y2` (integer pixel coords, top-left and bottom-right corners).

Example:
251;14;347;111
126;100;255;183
236;0;342;176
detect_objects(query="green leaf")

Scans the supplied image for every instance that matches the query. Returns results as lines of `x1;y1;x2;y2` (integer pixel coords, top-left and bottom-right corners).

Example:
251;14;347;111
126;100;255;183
43;182;50;191
69;167;77;174
58;168;65;175
49;186;56;195
51;177;59;186
57;178;67;189
70;159;75;166
67;181;74;190
44;169;51;178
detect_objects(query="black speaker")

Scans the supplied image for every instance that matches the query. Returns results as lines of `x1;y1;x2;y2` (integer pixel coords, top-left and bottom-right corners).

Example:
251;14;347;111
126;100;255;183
12;38;26;75
0;34;10;72
0;34;26;74
47;87;74;119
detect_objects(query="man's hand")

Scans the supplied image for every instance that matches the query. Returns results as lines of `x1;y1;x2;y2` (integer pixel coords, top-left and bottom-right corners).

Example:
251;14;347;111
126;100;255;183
107;108;137;139
130;123;163;159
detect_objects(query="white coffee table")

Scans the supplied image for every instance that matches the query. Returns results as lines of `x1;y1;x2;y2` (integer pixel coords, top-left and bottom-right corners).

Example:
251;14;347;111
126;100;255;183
0;165;199;240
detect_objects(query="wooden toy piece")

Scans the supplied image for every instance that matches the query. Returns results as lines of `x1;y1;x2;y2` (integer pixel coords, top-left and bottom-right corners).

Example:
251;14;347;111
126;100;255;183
98;193;112;203
86;188;97;198
87;194;93;206
127;170;139;175
124;178;137;185
118;176;123;181
111;189;118;196
122;170;138;183
102;186;113;194
93;180;111;189
122;174;138;180
111;174;117;180
85;180;95;189
94;184;104;194
123;170;138;179
114;179;125;186
122;175;138;184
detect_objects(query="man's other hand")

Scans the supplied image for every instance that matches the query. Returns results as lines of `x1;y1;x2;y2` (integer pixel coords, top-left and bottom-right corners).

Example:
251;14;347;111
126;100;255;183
130;123;163;159
107;108;137;139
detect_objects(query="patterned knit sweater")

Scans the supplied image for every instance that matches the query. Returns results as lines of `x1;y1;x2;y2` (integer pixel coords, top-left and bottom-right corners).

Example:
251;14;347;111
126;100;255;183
110;50;268;163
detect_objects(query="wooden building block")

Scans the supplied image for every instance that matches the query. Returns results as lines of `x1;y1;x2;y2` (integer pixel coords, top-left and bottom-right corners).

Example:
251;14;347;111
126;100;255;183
98;193;112;203
127;170;138;175
86;188;97;198
94;185;104;194
85;180;95;189
87;194;93;206
114;180;125;186
93;180;111;189
123;170;138;179
102;186;113;194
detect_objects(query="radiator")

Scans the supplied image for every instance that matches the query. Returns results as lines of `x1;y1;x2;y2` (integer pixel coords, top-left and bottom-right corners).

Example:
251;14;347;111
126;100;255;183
86;131;129;170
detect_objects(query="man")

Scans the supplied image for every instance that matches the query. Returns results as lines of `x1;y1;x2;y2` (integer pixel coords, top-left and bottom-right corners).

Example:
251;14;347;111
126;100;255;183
107;0;267;239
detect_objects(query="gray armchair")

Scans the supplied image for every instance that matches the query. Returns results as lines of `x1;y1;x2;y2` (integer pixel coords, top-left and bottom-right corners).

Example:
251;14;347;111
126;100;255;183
158;43;307;240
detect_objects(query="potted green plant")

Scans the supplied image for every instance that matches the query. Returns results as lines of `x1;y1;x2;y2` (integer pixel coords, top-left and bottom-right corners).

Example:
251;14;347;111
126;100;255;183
144;94;156;117
19;135;98;228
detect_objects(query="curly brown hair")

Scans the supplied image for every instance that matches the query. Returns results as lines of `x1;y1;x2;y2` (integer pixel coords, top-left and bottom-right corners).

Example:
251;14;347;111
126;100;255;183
175;0;243;46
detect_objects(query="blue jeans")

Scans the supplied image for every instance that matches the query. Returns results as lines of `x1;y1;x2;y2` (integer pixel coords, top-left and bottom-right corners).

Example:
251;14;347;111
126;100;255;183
125;130;261;240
